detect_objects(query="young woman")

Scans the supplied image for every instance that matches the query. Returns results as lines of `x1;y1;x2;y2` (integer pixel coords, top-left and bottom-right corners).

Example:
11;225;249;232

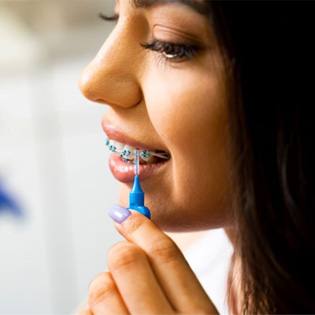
78;0;315;314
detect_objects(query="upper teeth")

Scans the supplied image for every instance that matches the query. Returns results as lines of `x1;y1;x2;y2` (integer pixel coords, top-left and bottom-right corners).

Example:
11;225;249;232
139;150;152;162
105;139;169;161
121;145;135;160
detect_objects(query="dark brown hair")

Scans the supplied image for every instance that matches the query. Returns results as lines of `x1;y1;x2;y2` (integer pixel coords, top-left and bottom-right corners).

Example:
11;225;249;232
208;1;315;314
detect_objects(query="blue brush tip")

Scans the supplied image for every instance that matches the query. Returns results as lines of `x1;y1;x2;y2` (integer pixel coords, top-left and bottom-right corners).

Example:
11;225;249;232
131;175;143;193
129;175;144;207
129;175;151;219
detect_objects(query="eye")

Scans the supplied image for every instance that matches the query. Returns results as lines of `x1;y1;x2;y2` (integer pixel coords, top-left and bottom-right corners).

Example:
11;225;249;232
140;39;201;63
99;12;119;22
99;13;203;64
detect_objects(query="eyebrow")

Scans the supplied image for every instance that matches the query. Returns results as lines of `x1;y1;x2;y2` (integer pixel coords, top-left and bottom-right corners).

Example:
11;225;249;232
130;0;211;16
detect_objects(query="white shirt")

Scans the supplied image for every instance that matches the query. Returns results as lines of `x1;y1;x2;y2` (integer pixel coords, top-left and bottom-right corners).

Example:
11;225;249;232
182;228;234;315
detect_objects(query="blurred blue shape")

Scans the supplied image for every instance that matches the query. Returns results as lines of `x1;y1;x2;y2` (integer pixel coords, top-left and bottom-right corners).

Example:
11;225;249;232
0;179;23;218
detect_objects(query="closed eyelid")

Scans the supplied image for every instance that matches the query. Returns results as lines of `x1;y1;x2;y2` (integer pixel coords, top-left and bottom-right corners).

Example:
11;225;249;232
153;24;208;46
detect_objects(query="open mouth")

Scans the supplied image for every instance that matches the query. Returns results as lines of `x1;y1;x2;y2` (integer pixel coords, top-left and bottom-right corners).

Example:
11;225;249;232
106;138;171;165
102;122;171;182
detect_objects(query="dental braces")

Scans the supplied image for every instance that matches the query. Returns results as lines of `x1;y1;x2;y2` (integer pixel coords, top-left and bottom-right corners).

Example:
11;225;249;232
105;138;170;163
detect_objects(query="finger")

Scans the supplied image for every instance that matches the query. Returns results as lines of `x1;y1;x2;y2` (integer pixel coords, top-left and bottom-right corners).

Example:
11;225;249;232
108;240;174;315
88;271;129;315
114;210;219;314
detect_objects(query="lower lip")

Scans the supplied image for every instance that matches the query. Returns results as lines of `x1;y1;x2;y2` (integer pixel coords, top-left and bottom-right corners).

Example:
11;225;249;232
108;153;169;183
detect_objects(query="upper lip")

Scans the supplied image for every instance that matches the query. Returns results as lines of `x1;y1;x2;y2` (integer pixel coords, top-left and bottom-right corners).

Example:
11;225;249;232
102;121;169;153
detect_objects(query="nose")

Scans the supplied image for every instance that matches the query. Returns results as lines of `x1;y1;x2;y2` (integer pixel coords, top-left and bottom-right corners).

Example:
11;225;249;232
79;26;142;109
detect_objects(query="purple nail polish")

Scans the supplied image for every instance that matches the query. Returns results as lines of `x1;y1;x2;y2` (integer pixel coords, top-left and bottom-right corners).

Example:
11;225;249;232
107;205;131;224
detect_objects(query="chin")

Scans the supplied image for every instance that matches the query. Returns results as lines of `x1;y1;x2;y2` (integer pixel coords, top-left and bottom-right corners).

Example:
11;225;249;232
118;185;228;232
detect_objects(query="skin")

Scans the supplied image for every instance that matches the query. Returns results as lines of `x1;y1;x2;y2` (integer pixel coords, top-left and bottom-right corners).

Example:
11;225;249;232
79;0;234;232
78;0;236;313
77;211;220;314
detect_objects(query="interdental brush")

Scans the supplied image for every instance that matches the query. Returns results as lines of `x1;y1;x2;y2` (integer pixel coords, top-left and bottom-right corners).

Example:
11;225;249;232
128;149;151;219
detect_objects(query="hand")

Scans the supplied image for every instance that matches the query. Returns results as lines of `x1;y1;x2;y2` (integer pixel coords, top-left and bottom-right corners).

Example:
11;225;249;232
80;207;219;315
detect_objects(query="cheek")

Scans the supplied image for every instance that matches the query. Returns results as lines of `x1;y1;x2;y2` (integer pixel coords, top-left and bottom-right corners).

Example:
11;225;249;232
143;65;227;157
144;66;224;144
141;65;232;229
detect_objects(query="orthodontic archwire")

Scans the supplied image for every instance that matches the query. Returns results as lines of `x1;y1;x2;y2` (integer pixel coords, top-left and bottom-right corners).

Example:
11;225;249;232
105;138;170;161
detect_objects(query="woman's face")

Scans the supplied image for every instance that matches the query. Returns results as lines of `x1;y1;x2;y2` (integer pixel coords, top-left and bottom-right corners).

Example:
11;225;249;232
79;0;233;232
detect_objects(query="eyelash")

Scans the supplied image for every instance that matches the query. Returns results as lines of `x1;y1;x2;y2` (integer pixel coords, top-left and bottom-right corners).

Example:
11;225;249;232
99;12;202;64
140;39;200;64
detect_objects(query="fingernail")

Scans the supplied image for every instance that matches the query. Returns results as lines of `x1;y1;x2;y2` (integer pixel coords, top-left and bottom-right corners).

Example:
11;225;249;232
107;205;131;224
